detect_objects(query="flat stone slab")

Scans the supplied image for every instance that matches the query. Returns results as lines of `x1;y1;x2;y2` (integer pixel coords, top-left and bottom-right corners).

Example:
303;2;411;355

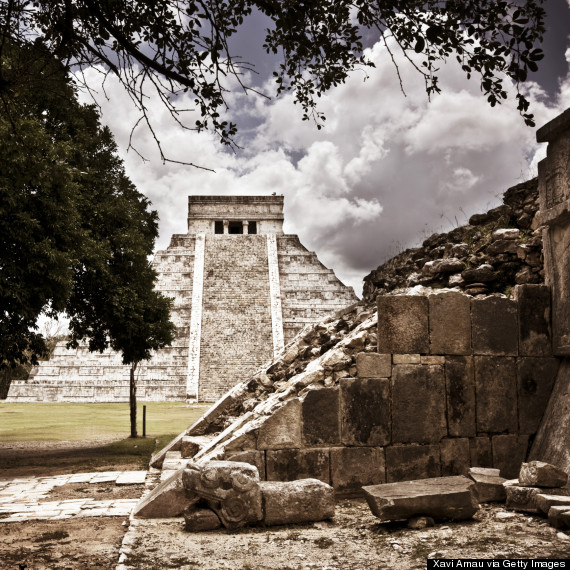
468;467;501;477
519;461;568;488
467;472;507;503
535;494;570;515
261;479;335;526
116;471;147;486
505;485;570;513
362;476;479;522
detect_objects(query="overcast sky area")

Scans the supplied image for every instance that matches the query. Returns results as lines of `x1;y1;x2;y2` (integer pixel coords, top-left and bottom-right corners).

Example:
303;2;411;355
81;0;570;297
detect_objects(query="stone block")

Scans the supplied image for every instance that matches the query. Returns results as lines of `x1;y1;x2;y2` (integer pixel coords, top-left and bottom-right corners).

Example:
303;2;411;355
529;359;570;474
330;447;385;495
548;506;570;529
421;356;445;365
182;461;262;529
392;364;446;444
340;377;390;446
519;461;568;488
475;357;517;434
513;284;552;356
429;292;472;355
355;353;391;378
184;507;222;532
393;354;420;364
469;436;493;468
445;356;476;437
363;476;479;522
535;494;570;515
467;472;507;503
227;451;266;480
257;399;302;450
261;479;335;526
266;448;329;484
517;358;559;434
469;467;501;477
377;295;429;354
492;435;529;479
302;387;340;446
133;470;191;518
472;297;518;356
385;445;441;483
505;485;542;513
180;437;202;459
440;438;471;476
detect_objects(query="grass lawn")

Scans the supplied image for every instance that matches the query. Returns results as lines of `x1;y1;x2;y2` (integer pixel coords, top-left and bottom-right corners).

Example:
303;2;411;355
0;402;211;474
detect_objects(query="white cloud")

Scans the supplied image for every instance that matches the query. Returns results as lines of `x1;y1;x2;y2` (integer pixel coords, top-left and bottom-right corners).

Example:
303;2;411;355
82;27;570;296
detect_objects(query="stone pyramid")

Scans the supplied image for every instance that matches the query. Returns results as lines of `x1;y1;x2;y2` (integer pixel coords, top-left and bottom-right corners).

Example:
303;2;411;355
7;196;358;402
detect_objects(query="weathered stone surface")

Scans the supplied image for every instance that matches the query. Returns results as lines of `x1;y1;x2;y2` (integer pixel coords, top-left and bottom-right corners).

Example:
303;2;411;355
505;485;544;513
266;448;330;484
469;437;492;469
517;358;559;434
475;357;517;434
261;479;335;526
445;356;476;437
355;353;391;378
182;461;262;529
492;435;529;480
472;297;518;355
440;438;470;476
393;354;420;364
341;377;390;446
183;507;222;532
301;387;340;446
469;467;501;477
385;445;441;483
133;470;191;518
519;461;568;488
392;364;446;444
180;437;202;459
429;292;471;355
529;358;570;474
226;451;266;480
423;258;464;275
548;506;570;529
535;494;570;515
467;472;507;503
257;399;302;450
363;476;479;522
513;284;552;356
462;264;496;283
377;296;429;354
330;447;385;495
320;348;352;371
407;515;435;529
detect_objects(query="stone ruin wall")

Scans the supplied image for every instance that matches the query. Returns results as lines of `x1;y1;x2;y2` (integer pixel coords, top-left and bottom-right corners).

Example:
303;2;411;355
169;287;557;496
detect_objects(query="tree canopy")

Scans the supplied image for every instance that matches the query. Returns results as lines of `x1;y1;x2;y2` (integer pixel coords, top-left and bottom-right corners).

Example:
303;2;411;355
1;0;546;163
0;40;174;374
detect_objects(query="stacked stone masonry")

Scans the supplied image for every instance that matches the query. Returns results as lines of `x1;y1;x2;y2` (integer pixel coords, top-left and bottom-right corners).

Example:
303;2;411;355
7;197;358;403
185;286;558;495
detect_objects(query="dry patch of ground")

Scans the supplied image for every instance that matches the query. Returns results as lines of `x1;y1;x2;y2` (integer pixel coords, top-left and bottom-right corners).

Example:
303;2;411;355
122;500;570;570
42;481;146;502
0;518;128;569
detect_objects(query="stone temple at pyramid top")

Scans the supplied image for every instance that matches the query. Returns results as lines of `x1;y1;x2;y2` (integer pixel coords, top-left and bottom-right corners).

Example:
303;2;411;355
187;195;285;235
7;195;359;403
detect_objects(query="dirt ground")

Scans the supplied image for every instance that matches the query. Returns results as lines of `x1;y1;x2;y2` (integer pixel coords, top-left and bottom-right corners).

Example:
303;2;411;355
121;500;570;570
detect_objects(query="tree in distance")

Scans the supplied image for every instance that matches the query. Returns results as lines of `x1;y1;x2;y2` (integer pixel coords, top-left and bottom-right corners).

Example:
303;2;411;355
0;42;175;434
1;0;546;165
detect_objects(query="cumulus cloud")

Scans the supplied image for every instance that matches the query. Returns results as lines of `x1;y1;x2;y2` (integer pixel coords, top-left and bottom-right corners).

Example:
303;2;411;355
82;22;570;296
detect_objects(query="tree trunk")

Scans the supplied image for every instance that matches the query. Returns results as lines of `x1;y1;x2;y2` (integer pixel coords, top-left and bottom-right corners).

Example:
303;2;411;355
130;361;138;438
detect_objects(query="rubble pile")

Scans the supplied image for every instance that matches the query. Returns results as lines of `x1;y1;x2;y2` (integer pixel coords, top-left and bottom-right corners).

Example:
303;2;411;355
363;179;544;301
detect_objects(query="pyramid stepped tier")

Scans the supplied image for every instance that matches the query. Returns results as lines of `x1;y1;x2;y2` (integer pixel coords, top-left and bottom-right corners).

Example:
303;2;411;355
277;236;359;344
7;196;358;403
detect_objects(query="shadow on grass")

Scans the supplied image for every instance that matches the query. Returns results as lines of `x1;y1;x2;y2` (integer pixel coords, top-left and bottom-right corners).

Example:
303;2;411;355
0;433;175;477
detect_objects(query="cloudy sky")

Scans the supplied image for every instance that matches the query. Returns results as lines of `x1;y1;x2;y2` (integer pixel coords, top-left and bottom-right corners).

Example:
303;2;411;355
83;1;570;297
